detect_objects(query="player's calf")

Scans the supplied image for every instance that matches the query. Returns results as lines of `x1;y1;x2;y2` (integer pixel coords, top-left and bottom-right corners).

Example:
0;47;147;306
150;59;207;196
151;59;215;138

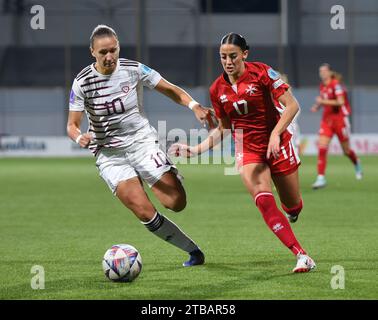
142;211;204;266
152;172;187;212
161;191;187;212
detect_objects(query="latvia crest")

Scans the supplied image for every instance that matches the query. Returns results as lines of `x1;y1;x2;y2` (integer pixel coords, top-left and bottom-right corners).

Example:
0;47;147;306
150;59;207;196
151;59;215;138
120;82;130;94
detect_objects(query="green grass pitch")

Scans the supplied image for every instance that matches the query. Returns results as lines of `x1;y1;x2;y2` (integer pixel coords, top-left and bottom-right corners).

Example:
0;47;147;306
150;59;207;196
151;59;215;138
0;156;377;300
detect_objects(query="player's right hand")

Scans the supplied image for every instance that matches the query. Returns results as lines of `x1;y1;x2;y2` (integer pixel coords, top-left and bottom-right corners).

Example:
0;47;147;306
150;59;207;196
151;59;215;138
168;143;197;158
205;109;219;130
77;133;93;148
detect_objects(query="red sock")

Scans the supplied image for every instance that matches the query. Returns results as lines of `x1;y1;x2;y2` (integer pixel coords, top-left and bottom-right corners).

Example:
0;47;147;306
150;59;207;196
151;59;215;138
347;149;358;165
255;193;306;256
282;199;303;217
318;146;328;175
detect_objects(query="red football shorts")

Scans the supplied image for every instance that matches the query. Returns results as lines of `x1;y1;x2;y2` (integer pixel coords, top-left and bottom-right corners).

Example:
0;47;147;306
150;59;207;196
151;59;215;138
319;116;351;142
236;138;301;176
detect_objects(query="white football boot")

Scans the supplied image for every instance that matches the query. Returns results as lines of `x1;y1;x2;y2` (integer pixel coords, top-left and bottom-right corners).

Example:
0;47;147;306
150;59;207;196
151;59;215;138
312;175;327;189
293;253;316;273
355;161;363;180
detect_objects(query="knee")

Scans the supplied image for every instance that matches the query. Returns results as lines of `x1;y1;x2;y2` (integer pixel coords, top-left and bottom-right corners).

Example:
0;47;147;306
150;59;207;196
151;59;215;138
164;192;187;212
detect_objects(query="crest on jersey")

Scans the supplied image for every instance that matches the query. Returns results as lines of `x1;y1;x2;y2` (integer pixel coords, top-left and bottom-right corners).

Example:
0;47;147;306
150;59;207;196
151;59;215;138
245;84;258;96
120;82;130;94
268;68;280;80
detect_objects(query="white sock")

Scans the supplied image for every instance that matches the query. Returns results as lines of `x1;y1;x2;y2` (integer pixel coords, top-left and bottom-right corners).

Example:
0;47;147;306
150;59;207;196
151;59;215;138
142;212;199;253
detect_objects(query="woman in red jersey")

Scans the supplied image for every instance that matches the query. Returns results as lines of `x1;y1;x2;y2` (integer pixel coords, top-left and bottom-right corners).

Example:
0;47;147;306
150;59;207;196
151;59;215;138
311;63;362;189
170;33;316;273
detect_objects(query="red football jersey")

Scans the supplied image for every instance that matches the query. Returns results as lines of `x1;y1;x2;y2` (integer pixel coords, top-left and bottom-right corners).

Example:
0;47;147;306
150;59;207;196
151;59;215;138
210;62;291;155
319;78;350;118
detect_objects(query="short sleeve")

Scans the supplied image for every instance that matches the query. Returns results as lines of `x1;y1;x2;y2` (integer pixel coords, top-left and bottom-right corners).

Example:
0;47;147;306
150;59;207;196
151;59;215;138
209;86;227;119
138;63;162;89
259;63;289;101
333;82;344;96
69;79;85;112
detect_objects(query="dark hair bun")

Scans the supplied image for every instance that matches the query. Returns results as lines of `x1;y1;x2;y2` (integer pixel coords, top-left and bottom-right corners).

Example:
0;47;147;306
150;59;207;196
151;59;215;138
221;33;249;51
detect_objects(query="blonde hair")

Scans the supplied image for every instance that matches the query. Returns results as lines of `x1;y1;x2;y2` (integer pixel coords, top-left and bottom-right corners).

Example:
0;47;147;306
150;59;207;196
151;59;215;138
332;71;344;83
90;24;118;48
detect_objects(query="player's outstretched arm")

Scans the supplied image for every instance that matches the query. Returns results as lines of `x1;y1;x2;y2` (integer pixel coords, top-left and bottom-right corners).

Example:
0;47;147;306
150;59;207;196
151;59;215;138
169;116;231;158
154;78;212;126
316;95;345;107
267;90;300;159
67;111;92;148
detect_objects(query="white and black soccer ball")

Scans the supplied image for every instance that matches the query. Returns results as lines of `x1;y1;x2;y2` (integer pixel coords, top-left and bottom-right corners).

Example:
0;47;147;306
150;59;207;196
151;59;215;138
102;244;142;282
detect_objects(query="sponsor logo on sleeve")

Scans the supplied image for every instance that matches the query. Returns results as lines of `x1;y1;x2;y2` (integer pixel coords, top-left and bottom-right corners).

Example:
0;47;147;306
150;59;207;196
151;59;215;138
268;68;280;80
69;89;75;104
273;79;284;89
335;84;343;94
141;64;152;75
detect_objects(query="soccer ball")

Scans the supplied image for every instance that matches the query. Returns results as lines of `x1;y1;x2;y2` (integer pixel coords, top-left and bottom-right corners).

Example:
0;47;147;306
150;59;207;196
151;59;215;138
102;244;142;282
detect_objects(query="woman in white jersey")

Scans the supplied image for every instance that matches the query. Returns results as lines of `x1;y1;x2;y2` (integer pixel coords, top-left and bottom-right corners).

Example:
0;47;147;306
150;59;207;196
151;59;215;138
67;25;209;267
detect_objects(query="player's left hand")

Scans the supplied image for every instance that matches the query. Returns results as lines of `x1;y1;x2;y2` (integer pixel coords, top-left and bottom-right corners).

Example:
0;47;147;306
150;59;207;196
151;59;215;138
267;132;281;160
168;143;197;158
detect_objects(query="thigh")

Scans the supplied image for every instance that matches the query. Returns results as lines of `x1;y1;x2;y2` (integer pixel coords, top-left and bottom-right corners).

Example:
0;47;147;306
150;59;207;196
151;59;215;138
271;169;301;208
151;169;186;204
240;162;272;198
318;121;333;146
335;117;351;145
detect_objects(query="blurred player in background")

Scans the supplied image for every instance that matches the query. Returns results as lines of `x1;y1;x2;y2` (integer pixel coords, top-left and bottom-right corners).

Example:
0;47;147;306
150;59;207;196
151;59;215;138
67;25;209;267
311;63;362;189
171;33;316;273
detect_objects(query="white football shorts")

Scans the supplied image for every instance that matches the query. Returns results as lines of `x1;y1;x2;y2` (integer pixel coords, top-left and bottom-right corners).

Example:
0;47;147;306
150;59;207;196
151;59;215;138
96;138;178;194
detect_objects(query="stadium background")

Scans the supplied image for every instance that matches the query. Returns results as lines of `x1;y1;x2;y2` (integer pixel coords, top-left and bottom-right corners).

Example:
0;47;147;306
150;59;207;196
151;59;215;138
1;0;378;149
0;0;377;300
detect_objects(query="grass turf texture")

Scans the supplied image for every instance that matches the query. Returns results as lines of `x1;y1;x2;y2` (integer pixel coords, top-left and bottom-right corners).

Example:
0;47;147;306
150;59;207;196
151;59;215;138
0;156;377;300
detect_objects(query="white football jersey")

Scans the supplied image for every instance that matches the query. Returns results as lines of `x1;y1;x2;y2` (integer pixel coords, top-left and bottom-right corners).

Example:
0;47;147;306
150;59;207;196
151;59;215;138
69;58;162;154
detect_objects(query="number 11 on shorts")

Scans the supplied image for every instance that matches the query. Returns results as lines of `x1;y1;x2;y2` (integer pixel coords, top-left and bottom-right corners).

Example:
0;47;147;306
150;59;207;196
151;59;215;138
151;152;171;168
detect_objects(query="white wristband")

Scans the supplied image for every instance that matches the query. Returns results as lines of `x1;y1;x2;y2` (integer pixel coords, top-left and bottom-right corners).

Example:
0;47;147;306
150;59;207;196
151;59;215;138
75;134;83;144
188;100;199;110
